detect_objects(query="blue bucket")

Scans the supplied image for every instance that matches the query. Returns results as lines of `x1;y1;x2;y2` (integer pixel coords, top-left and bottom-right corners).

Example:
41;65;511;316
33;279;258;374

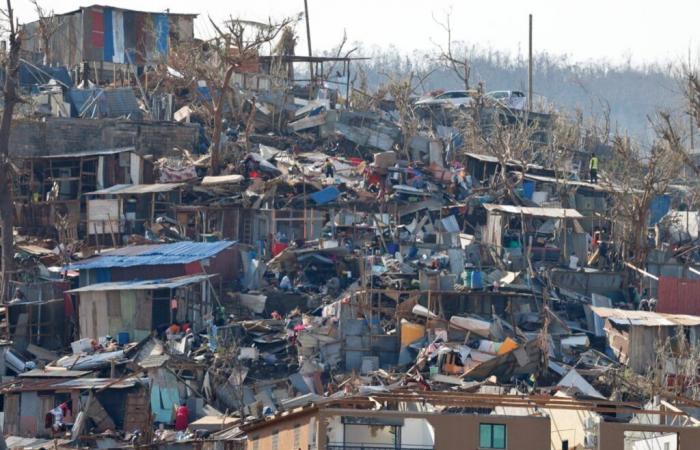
117;331;130;345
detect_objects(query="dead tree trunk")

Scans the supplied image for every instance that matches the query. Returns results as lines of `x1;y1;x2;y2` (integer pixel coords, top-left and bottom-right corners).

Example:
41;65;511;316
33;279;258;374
0;0;21;301
210;65;236;176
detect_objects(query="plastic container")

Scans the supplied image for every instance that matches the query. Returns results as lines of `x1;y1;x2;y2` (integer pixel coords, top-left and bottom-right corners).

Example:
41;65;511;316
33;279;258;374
522;181;535;199
71;338;93;354
470;270;483;289
117;331;130;345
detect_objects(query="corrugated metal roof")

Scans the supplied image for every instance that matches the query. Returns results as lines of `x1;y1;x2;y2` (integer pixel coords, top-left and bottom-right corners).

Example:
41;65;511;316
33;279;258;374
66;274;214;293
590;306;700;326
522;173;609;191
138;354;171;368
51;377;141;390
68;240;236;270
36;146;135;159
84;183;184;196
483;203;583;219
201;174;245;185
464;152;500;163
68;88;142;120
657;276;700;316
0;376;139;392
19;369;91;378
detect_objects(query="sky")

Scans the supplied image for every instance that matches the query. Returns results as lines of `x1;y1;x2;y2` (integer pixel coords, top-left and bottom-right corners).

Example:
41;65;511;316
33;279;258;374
13;0;700;66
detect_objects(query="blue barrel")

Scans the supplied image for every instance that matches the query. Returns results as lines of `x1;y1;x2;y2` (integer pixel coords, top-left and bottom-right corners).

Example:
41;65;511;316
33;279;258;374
522;181;535;199
470;270;483;289
117;331;130;345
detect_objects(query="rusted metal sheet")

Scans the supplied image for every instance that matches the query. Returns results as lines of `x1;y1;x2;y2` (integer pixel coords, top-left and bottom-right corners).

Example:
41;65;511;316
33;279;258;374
657;276;700;316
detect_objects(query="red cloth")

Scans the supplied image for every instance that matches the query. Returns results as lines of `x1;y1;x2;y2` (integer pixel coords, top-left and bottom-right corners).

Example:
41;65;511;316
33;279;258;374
174;405;189;431
90;10;104;47
272;241;289;256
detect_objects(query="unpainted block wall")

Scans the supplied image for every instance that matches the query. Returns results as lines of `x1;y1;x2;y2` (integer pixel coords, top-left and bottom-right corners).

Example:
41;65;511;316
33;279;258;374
9;117;199;158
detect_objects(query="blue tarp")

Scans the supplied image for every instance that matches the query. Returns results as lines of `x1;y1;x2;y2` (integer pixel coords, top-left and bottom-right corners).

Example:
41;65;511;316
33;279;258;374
103;8;114;62
522;180;535;200
154;14;170;56
309;186;340;204
650;195;671;226
17;64;73;88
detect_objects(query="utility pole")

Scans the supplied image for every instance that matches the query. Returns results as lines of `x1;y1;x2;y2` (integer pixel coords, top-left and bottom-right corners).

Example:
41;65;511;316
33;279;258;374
690;46;695;151
528;14;533;112
303;0;314;82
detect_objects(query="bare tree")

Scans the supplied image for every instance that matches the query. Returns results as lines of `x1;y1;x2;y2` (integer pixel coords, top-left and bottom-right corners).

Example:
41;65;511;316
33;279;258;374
456;87;542;202
168;15;299;175
320;30;358;83
687;71;700;130
432;11;471;91
0;0;21;301
273;25;297;82
29;0;59;65
608;114;687;268
382;69;434;160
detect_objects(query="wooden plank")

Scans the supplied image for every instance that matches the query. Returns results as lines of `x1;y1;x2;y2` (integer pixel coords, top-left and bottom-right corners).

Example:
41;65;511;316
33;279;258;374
26;344;58;361
85;395;116;432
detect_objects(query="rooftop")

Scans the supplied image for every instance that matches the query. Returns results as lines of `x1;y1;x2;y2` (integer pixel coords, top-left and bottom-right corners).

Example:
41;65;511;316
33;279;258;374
67;241;236;270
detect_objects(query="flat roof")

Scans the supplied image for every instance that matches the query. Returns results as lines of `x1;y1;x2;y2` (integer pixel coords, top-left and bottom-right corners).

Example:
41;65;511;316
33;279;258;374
19;369;92;378
37;5;198;19
201;174;245;186
483;203;583;219
590;306;700;327
84;183;184;196
34;146;135;159
521;173;627;193
67;240;236;270
66;273;214;293
258;55;370;63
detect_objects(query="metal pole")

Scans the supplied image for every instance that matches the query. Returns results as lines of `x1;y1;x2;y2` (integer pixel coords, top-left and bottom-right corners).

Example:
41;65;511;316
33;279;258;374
690;46;695;151
346;61;351;109
303;0;314;81
528;14;533;112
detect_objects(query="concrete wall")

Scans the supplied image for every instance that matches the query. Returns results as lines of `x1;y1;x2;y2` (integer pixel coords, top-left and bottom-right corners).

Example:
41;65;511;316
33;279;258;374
428;414;550;450
545;401;597;450
246;409;550;450
246;411;315;450
325;416;434;448
9;118;199;158
317;409;550;450
598;421;700;450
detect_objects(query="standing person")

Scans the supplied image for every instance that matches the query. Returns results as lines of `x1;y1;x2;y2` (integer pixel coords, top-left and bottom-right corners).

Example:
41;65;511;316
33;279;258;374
324;158;335;179
589;152;599;184
174;403;189;431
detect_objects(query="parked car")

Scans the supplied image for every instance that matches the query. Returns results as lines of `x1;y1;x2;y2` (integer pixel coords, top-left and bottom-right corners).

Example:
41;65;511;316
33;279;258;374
415;90;477;108
486;90;527;110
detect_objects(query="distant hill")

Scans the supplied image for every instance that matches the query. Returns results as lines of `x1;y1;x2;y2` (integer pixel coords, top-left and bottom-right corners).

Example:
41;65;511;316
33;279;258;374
342;45;686;142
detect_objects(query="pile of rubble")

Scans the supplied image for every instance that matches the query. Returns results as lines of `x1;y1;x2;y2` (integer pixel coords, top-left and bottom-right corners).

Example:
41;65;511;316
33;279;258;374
3;4;700;450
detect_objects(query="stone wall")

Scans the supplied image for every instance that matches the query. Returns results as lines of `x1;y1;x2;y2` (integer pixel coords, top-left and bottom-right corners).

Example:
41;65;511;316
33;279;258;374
9;117;199;158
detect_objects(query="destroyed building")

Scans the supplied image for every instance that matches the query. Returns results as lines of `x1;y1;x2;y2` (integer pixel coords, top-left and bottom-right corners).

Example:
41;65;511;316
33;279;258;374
0;4;699;450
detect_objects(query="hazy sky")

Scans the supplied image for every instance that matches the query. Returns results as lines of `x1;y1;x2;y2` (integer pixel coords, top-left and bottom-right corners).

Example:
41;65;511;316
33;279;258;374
14;0;700;65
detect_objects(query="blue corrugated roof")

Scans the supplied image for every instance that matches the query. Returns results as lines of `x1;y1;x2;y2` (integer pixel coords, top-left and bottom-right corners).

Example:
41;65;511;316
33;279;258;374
68;241;236;270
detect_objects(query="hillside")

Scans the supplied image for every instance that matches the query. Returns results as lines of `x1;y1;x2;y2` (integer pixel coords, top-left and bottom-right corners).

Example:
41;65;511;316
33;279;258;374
347;45;686;141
